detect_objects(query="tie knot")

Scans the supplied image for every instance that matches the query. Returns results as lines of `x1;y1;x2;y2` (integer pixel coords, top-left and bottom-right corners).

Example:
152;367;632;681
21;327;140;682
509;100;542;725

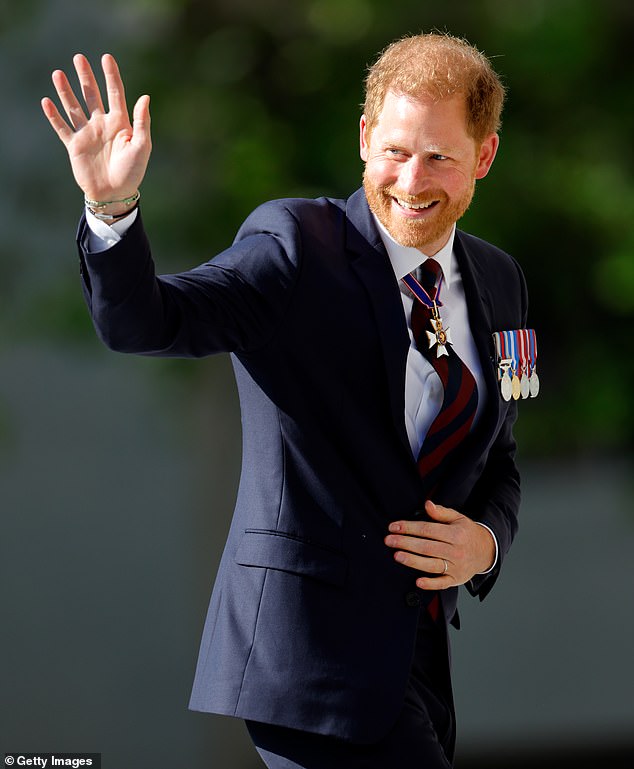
419;258;443;299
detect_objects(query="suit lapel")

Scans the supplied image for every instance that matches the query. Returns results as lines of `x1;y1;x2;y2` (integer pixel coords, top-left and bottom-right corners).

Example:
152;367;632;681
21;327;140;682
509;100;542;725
435;231;502;485
344;189;412;453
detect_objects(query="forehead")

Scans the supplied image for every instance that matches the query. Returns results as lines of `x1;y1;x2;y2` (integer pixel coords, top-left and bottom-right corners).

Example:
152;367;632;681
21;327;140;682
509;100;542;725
372;90;471;147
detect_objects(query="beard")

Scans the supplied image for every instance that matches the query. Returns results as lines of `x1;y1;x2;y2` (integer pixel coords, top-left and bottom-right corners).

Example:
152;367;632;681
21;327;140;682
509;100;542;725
363;170;476;252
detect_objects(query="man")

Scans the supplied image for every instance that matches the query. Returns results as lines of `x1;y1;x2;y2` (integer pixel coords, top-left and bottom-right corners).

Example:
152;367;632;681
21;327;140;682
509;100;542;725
42;33;530;768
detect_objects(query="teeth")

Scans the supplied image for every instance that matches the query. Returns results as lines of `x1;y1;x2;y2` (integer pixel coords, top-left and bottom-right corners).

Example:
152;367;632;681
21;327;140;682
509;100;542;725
396;198;435;210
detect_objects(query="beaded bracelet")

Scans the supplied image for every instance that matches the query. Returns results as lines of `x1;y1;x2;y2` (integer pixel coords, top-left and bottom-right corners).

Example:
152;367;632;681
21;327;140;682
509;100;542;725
85;190;141;220
87;204;139;222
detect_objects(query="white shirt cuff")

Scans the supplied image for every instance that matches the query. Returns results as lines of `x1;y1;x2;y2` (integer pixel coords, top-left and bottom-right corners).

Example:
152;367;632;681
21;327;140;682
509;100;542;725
474;522;499;575
84;207;138;253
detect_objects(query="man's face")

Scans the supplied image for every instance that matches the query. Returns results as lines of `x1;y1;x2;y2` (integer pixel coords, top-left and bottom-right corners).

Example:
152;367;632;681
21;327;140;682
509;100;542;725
360;90;498;255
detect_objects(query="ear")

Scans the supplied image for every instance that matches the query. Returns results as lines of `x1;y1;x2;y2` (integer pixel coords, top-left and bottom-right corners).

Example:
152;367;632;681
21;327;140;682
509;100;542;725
359;114;369;162
474;133;499;180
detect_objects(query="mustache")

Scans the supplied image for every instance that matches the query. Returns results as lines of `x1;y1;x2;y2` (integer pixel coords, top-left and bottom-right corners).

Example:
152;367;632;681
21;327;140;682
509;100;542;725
380;185;447;205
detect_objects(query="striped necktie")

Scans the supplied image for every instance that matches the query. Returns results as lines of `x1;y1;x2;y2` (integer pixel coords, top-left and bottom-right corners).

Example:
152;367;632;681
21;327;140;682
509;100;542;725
409;258;478;497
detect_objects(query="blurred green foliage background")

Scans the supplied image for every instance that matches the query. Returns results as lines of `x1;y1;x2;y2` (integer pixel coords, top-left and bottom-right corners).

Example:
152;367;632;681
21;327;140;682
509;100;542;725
2;0;633;456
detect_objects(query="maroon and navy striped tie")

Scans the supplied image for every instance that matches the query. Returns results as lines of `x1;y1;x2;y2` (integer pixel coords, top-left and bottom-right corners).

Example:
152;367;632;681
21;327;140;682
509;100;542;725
410;258;478;497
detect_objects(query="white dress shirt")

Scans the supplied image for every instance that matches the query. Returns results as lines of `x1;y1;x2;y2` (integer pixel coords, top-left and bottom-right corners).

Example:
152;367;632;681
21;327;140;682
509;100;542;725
85;206;138;251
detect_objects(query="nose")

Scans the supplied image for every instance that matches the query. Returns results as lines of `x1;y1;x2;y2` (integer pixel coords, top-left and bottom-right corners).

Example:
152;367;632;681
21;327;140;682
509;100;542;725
397;156;430;197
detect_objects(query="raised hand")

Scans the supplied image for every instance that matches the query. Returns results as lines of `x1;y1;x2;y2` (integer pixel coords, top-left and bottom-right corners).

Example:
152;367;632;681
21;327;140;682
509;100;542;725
41;53;152;214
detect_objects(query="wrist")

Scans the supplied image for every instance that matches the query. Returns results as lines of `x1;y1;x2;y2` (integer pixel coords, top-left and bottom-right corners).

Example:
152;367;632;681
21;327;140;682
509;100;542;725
85;190;140;221
474;522;498;574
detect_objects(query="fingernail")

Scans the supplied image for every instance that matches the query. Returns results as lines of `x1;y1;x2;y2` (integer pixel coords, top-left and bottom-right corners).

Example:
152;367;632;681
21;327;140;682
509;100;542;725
389;523;401;533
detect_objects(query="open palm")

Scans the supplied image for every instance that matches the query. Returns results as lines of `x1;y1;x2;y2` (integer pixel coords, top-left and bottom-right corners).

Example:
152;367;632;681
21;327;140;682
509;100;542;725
41;53;151;205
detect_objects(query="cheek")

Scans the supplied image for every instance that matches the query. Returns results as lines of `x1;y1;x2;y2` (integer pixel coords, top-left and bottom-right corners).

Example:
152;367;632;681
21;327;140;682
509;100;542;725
442;166;475;194
365;160;396;187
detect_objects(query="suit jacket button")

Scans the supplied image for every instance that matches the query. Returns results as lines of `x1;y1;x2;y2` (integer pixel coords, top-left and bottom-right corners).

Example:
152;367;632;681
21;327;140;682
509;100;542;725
405;590;421;607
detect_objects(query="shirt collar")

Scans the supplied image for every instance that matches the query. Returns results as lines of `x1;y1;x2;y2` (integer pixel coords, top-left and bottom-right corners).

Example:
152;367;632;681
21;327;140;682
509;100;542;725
372;214;456;287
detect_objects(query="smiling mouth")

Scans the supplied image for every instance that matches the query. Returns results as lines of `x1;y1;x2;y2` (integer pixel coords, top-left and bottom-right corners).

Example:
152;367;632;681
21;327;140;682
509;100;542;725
393;197;439;212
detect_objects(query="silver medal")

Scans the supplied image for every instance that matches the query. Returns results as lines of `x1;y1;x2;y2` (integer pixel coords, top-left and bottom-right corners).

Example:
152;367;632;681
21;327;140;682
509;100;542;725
529;371;540;398
498;358;513;402
500;371;513;401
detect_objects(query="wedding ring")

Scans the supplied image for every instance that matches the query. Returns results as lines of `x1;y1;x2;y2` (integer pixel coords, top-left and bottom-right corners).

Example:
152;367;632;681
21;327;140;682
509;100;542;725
442;559;448;574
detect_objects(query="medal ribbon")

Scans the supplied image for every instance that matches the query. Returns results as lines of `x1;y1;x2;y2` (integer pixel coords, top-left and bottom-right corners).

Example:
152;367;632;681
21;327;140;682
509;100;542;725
402;270;444;311
528;329;538;375
504;330;518;375
492;331;505;371
518;330;528;377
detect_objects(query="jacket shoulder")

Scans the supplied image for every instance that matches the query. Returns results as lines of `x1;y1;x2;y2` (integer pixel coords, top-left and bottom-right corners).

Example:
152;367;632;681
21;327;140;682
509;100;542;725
456;229;529;323
237;196;347;238
457;229;521;272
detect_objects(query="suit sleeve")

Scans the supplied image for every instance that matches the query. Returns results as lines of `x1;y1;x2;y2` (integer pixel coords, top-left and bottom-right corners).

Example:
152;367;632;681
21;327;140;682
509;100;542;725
464;401;521;599
77;203;302;357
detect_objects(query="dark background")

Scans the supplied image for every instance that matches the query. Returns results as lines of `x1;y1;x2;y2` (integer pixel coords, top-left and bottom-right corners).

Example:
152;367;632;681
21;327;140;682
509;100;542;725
1;0;632;766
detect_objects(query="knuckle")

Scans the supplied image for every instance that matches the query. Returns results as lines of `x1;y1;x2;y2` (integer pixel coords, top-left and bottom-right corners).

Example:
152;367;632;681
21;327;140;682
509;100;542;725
416;523;430;538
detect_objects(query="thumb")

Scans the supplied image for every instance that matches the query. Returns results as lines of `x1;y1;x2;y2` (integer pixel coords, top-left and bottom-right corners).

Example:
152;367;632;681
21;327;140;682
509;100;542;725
424;499;459;523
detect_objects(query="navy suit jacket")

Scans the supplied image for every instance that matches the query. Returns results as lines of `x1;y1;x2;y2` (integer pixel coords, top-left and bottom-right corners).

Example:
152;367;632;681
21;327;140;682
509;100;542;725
77;187;527;743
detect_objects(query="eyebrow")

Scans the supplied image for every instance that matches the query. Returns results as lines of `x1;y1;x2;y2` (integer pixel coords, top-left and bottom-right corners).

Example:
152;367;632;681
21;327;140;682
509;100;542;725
378;130;453;150
420;142;460;154
381;141;457;155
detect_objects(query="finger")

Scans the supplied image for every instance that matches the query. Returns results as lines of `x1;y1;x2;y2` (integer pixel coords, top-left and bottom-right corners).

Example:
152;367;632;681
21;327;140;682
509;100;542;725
388;520;452;543
416;574;454;591
131;94;152;146
424;500;459;522
384;533;445;559
51;68;88;130
102;53;128;116
40;97;75;145
393;548;449;575
72;53;105;115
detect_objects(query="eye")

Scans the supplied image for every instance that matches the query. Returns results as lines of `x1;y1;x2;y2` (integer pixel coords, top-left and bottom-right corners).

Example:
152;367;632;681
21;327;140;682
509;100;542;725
386;148;406;158
430;153;449;161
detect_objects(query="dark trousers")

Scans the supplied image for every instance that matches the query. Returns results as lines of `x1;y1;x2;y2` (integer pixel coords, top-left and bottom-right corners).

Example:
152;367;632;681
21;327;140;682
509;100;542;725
246;606;456;769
